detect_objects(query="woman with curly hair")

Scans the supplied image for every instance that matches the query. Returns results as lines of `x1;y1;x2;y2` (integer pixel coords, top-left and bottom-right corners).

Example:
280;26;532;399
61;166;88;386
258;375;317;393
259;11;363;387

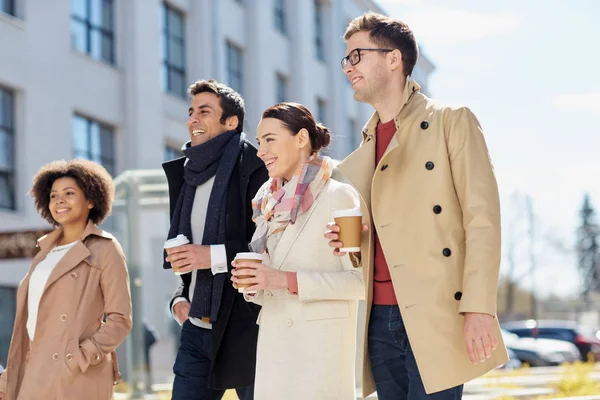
0;159;132;400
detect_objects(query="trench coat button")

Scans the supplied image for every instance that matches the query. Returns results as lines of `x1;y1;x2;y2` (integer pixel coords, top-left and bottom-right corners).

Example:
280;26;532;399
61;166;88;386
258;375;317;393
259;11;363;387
425;161;434;170
265;291;273;298
60;313;68;322
285;319;293;327
381;164;388;171
69;272;78;279
52;353;59;360
93;353;101;362
66;353;73;361
443;248;452;257
433;205;442;214
420;121;429;130
454;291;463;301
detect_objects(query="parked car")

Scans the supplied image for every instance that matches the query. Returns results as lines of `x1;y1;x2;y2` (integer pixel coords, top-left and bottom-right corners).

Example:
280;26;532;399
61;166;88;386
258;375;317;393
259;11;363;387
501;329;580;366
503;319;600;362
499;347;523;369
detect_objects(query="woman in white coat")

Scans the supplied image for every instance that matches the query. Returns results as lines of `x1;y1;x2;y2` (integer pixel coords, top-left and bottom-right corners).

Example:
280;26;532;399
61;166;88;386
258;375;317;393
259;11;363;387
231;102;364;400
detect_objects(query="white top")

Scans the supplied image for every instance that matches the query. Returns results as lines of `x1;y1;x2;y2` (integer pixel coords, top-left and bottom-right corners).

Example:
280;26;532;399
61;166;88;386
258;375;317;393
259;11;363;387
27;241;78;341
171;177;228;329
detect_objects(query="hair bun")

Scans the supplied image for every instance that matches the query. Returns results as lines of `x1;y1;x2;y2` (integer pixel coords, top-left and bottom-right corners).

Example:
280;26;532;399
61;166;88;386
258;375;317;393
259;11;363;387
314;123;331;150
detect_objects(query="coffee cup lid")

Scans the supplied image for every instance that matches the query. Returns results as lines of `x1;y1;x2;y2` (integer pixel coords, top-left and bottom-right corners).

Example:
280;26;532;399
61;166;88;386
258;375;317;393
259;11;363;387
332;208;362;218
235;252;262;260
164;234;190;248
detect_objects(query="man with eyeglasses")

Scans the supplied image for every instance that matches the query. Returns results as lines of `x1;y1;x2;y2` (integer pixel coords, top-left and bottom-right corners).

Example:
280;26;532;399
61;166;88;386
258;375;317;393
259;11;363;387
325;12;508;400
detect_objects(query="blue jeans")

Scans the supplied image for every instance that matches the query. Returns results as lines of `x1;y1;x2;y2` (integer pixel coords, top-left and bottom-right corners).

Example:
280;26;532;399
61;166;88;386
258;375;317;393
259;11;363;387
172;320;254;400
368;305;463;400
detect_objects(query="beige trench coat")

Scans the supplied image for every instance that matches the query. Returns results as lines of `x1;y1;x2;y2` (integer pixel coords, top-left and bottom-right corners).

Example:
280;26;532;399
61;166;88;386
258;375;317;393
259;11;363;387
338;80;509;396
248;179;365;400
0;221;132;400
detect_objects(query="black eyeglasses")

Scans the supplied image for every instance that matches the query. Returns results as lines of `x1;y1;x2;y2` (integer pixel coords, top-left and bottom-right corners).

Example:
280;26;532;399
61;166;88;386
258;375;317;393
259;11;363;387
341;48;394;69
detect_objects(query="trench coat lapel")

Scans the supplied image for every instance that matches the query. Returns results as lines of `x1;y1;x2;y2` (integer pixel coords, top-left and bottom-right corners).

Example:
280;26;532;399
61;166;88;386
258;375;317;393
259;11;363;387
35;221;107;300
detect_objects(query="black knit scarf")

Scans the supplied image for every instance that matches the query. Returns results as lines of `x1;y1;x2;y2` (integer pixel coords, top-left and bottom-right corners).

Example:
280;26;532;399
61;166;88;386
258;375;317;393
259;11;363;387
166;130;243;322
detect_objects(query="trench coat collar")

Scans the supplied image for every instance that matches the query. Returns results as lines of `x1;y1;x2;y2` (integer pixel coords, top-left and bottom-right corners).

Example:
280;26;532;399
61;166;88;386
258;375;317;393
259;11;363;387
37;219;112;252
361;78;421;141
337;79;421;209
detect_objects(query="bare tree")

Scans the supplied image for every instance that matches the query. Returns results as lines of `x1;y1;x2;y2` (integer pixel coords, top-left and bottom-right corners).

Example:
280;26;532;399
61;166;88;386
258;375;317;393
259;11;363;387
577;194;599;299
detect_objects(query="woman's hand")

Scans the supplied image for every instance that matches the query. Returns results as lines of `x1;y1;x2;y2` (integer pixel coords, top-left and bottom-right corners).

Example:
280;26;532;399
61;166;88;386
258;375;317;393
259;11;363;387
231;261;288;292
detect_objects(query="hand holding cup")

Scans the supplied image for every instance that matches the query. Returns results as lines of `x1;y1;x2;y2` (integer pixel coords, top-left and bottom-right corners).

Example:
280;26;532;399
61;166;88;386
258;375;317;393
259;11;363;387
325;208;368;256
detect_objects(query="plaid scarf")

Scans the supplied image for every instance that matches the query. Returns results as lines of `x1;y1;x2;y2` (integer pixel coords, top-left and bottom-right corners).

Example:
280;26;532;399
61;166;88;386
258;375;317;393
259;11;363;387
249;155;333;254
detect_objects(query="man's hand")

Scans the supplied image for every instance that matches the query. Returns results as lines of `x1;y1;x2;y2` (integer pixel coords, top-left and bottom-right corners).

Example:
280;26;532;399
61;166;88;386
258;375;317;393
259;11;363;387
0;391;5;400
464;312;499;365
166;244;211;274
324;222;368;256
231;261;288;292
173;301;191;323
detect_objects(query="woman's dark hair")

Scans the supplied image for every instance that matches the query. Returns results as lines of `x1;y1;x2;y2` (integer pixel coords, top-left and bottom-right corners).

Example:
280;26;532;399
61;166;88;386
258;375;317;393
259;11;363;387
31;159;115;226
262;102;331;152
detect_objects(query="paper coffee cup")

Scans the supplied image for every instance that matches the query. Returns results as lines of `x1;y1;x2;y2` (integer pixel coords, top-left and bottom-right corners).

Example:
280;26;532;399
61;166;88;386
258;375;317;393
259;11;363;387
234;252;262;293
164;234;190;275
333;208;362;253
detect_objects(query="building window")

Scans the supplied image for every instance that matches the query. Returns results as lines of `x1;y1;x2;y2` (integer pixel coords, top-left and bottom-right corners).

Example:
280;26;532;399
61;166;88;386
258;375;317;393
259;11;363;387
0;286;17;367
0;0;15;16
316;97;326;124
70;0;115;64
314;0;324;61
275;73;287;104
164;145;183;161
161;3;186;97
72;115;115;176
226;42;243;95
273;0;286;35
0;88;15;211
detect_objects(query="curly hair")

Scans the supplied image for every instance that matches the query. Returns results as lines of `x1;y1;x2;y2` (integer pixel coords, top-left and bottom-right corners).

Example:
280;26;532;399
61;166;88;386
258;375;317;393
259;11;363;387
31;159;115;226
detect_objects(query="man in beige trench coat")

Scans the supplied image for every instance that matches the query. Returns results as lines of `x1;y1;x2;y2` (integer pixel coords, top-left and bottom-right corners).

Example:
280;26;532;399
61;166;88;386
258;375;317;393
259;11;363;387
326;12;509;399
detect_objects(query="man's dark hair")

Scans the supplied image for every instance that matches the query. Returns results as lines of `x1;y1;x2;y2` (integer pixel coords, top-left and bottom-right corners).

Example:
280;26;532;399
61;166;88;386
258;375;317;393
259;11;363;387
188;80;245;133
31;159;115;226
344;12;418;77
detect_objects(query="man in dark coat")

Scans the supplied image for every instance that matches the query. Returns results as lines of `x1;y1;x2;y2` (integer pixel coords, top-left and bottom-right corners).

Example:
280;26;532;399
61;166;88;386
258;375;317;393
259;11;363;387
163;79;268;400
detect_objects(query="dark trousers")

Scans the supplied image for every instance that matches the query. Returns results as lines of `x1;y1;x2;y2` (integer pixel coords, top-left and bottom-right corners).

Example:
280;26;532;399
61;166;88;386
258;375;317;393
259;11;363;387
172;320;254;400
368;305;464;400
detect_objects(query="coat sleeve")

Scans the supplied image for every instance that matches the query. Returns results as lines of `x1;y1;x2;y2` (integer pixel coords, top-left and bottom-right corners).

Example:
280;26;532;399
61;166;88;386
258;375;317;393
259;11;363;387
296;183;365;301
446;107;501;316
77;239;133;373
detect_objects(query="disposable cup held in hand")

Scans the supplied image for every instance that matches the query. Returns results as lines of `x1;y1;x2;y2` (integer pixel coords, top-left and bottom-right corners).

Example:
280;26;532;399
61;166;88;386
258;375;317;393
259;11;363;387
164;234;190;275
234;252;262;293
333;208;362;253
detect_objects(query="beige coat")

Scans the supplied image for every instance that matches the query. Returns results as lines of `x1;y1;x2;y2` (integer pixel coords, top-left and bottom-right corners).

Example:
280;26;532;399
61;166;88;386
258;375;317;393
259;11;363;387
248;179;364;400
338;80;509;396
0;221;132;400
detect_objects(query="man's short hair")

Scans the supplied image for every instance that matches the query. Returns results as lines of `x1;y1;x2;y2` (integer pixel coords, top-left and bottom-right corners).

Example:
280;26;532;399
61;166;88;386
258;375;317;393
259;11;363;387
344;12;418;77
188;80;245;133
